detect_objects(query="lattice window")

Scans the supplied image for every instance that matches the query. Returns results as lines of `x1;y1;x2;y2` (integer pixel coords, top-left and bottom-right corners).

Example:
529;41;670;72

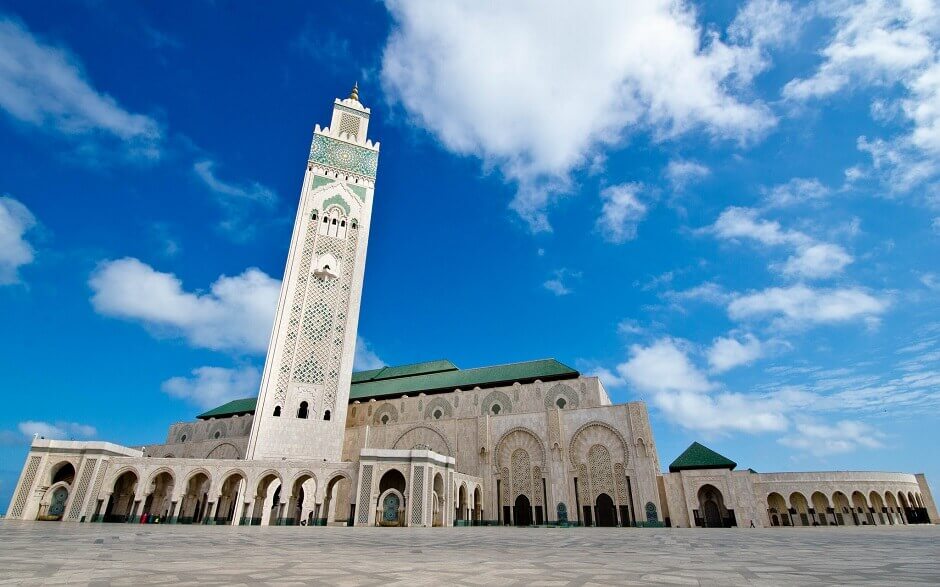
532;467;543;506
578;463;590;502
614;463;628;505
511;449;531;498
66;459;97;521
292;235;346;385
273;219;319;402
357;465;373;525
322;231;358;410
588;444;614;497
411;467;425;525
10;456;41;518
501;468;510;502
338;113;361;140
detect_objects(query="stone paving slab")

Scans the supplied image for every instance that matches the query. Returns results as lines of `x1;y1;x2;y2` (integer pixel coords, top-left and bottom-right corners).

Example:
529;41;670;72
0;521;937;585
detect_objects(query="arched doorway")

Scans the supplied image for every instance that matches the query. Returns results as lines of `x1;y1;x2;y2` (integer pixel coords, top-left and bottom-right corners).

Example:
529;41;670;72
869;491;886;525
790;492;810;526
595;493;617;527
432;473;444;527
104;470;138;523
833;492;852;525
180;472;211;524
473;487;483;525
143;471;174;522
851;491;870;525
767;492;788;526
322;474;352;526
215;472;244;525
698;485;730;528
376;469;406;527
288;474;317;526
514;495;532;526
457;484;468;523
811;492;831;525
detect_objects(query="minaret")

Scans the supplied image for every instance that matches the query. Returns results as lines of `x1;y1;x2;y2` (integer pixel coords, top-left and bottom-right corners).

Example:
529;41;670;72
246;84;380;461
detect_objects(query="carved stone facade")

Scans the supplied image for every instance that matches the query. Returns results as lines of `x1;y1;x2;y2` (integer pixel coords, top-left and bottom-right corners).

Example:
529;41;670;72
5;86;937;529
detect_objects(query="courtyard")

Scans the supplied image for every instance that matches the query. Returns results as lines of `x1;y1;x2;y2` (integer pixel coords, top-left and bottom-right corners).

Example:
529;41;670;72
0;523;937;585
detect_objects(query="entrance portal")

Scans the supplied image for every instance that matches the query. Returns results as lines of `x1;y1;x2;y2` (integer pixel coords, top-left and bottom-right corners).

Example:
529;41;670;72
514;495;532;526
595;493;617;527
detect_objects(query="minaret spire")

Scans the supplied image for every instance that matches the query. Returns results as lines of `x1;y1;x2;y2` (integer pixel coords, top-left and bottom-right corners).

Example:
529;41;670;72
348;81;359;102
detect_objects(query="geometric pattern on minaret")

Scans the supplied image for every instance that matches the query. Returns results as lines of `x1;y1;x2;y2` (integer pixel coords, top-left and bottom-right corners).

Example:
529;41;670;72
246;84;380;461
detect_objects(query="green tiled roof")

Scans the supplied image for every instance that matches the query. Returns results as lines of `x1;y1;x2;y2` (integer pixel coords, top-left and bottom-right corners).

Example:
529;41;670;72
197;358;578;419
349;358;576;401
352;360;458;383
197;397;258;420
668;442;737;472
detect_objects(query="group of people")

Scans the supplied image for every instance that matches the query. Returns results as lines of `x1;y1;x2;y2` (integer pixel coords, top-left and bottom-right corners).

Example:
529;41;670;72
139;512;166;524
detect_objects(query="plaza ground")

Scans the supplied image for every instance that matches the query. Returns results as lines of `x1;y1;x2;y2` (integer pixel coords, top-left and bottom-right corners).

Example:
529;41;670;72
0;522;937;585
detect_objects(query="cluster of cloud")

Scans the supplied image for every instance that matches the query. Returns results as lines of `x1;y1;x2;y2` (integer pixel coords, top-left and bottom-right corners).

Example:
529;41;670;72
0;17;162;160
601;336;886;455
543;268;581;296
0;17;276;241
381;0;796;230
596;183;648;243
162;365;261;409
710;206;853;279
89;257;280;353
785;0;940;189
0;196;37;285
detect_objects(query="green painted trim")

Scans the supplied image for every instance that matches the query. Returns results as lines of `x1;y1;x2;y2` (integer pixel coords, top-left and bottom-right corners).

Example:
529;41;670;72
347;184;367;201
322;194;351;215
310;176;335;190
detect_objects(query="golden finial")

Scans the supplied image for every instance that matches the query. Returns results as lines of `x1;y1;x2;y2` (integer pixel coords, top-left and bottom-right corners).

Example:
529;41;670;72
349;81;359;102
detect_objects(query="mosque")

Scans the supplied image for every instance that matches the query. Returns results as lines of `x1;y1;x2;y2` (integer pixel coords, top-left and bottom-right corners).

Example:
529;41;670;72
7;86;937;529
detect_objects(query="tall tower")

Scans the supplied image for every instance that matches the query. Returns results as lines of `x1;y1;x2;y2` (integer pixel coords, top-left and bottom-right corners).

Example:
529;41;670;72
247;84;379;461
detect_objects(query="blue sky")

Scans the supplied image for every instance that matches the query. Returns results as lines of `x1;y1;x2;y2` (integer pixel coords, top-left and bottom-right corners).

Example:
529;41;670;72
1;0;939;508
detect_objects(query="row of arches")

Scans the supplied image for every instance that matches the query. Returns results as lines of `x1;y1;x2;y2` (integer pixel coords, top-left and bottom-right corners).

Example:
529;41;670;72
88;465;354;526
767;489;931;527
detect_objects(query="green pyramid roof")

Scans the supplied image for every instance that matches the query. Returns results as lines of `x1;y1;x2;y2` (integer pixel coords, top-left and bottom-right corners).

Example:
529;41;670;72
668;442;737;472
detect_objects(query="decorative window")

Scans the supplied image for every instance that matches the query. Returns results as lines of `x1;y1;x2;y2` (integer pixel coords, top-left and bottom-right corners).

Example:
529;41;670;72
434;409;442;420
381;414;389;425
298;401;309;419
556;398;566;409
213;431;221;439
180;434;187;443
491;404;501;415
324;410;331;421
273;406;281;417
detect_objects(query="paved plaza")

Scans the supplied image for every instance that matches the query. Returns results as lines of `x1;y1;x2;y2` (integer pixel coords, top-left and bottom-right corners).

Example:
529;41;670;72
0;523;937;585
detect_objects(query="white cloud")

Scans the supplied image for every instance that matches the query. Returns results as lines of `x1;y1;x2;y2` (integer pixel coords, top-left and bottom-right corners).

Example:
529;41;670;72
711;207;852;278
711;206;808;246
762;177;830;208
380;0;777;230
355;337;386;371
0;196;37;285
785;1;940;188
663;282;733;307
617;337;788;433
779;419;884;456
18;420;96;440
619;337;713;395
666;160;710;191
707;333;764;373
543;268;580;296
778;243;854;278
89;257;279;353
0;18;161;158
728;284;888;326
597;183;648;243
162;365;260;409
